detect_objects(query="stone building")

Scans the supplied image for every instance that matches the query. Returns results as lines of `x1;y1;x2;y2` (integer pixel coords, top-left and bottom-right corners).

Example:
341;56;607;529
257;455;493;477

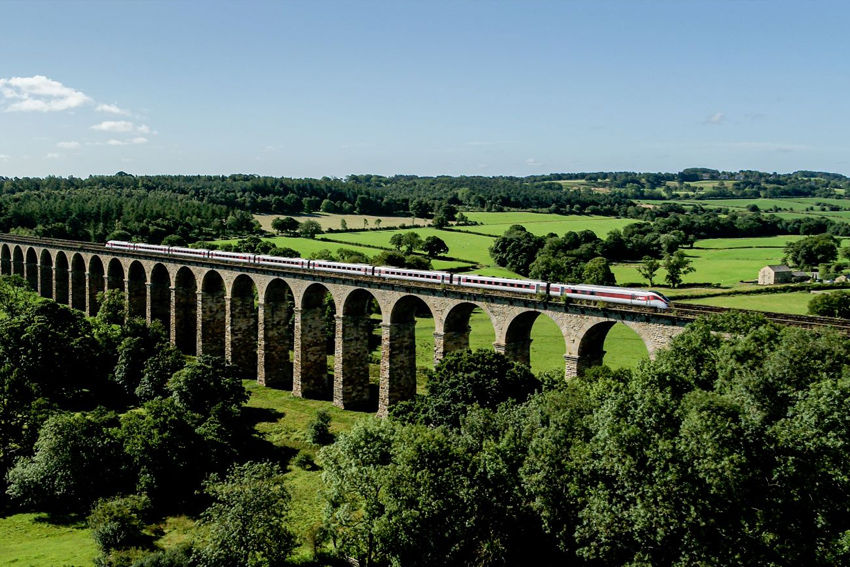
759;265;793;285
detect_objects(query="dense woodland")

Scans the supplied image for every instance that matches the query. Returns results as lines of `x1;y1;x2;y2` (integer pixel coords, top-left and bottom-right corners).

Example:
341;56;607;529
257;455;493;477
2;276;850;566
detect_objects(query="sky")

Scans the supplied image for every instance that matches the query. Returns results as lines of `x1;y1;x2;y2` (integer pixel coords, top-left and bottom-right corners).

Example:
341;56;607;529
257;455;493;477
1;0;849;178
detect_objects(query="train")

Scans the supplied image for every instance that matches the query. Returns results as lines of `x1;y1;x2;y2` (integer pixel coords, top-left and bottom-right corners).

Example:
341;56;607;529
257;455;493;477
105;240;671;309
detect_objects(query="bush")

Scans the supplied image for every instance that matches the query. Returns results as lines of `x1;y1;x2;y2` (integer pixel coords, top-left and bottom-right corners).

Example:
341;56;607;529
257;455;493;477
292;451;315;470
89;494;151;553
308;410;334;445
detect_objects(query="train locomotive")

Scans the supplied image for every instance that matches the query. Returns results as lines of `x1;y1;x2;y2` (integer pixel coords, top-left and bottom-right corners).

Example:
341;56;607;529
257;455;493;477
106;240;670;309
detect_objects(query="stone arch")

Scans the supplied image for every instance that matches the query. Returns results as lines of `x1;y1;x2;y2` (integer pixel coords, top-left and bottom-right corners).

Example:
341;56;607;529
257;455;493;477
1;244;11;275
259;278;294;388
173;267;197;354
199;270;226;358
228;274;259;377
38;249;53;298
54;251;69;305
501;310;568;370
107;258;125;292
380;295;435;414
293;283;336;400
24;248;38;290
12;246;24;277
335;288;382;410
87;256;105;316
436;301;497;364
149;263;170;335
127;261;147;319
572;320;618;375
70;253;86;311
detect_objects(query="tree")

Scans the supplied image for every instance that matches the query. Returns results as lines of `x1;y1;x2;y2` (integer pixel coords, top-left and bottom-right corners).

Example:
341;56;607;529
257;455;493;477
663;250;694;288
193;461;296;567
784;233;839;269
637;256;661;286
410;199;432;219
808;290;850;318
400;232;424;254
582;256;616;286
389;233;404;251
308;410;334;445
422;235;449;258
298;220;322;239
168;355;248;419
271;216;299;236
489;225;544;276
392;349;539;429
88;494;150;554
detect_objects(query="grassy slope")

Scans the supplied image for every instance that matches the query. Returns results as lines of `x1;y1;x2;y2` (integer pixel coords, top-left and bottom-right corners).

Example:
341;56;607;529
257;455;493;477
678;292;815;314
0;513;98;567
461;212;635;237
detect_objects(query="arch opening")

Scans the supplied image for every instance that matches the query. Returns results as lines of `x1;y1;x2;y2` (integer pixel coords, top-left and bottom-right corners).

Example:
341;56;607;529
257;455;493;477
25;248;38;290
335;288;382;410
150;264;171;337
503;310;567;375
87;256;105;316
586;322;651;373
127;261;147;319
438;302;497;364
70;254;86;311
260;278;294;389
174;268;197;354
228;274;259;378
107;258;126;293
12;246;24;278
380;295;435;414
54;252;69;305
294;283;336;400
38;249;53;299
1;244;11;275
199;270;226;358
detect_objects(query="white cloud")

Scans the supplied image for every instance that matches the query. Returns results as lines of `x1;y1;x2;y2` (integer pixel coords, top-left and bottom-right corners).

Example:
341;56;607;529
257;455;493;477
525;157;543;166
106;137;148;146
95;103;129;115
136;124;151;134
56;141;81;149
0;75;92;112
91;120;135;132
706;112;726;125
0;154;9;161
45;152;61;159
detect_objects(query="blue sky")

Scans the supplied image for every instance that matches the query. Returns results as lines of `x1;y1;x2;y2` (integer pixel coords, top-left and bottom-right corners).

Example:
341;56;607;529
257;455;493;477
2;0;849;178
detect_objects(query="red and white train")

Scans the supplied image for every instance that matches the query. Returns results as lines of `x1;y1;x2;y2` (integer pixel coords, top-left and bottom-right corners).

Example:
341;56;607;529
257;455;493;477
106;240;670;309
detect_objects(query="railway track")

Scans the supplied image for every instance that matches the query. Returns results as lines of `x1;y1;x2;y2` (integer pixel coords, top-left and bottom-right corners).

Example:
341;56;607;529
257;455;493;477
672;302;850;332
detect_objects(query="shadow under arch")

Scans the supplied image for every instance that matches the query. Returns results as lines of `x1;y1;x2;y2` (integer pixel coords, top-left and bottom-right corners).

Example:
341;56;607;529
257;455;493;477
12;246;23;277
229;274;259;378
87;256;105;316
260;278;294;389
54;251;69;305
25;248;38;290
294;282;336;400
127;261;147;319
107;258;125;293
70;253;86;311
174;266;197;355
199;270;226;358
502;310;568;373
149;263;171;334
335;288;382;410
1;244;10;275
38;249;53;299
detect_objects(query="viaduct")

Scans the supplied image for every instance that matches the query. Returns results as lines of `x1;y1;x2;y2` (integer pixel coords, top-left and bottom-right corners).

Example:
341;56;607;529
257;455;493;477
0;234;688;415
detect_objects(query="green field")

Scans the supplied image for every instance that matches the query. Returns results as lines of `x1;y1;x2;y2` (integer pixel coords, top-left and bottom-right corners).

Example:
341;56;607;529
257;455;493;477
461;212;635;238
645;197;850;220
0;513;98;566
678;292;815;315
254;213;429;231
326;227;497;265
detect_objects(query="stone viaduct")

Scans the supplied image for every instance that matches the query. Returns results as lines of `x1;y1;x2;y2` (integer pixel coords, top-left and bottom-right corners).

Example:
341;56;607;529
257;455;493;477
0;235;688;415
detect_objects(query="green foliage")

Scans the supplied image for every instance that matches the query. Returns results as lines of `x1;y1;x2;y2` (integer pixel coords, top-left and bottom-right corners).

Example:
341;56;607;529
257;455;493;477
271;216;299;235
167;356;248;419
88;494;150;554
663;249;695;287
298;220;322;239
489;225;544;276
7;410;131;513
637;255;661;285
193;461;296;567
135;344;186;402
392;349;540;428
808;290;850;318
581;256;615;285
307;410;334;446
784;233;839;269
422;235;449;257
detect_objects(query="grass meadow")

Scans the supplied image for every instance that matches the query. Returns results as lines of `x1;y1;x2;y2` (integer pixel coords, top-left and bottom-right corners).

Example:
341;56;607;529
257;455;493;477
0;513;98;566
677;292;815;315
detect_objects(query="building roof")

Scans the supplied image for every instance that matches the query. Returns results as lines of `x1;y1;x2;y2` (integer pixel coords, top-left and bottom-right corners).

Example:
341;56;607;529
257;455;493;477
764;265;792;272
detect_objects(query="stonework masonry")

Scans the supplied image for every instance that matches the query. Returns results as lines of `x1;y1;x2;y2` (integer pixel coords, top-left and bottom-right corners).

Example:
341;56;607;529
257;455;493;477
0;235;703;416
